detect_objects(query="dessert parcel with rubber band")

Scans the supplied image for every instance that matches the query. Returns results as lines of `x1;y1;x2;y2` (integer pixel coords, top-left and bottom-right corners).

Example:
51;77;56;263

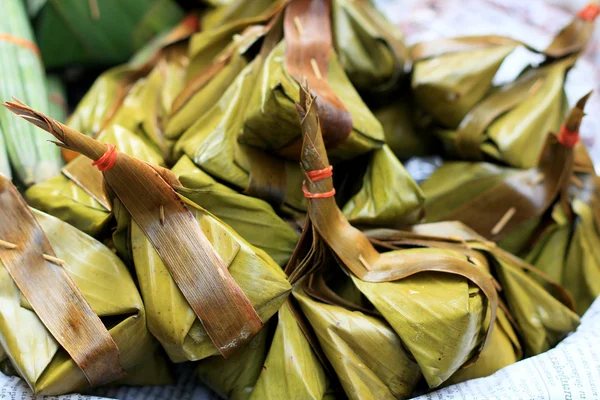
2;77;580;397
0;0;598;398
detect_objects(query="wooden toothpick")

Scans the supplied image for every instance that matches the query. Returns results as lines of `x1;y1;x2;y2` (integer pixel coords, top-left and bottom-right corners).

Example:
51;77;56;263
293;16;304;36
43;254;65;266
0;239;17;249
491;207;517;236
358;255;372;271
310;58;323;80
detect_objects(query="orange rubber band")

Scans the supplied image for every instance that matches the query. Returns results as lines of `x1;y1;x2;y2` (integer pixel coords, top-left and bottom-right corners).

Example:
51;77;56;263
0;33;41;58
306;165;333;182
91;144;117;172
303;183;336;199
182;14;200;32
303;165;336;198
578;3;600;21
557;124;579;148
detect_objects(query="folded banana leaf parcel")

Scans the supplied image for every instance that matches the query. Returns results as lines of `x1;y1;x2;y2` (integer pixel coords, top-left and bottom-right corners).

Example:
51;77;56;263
65;14;197;158
411;7;598;168
190;0;407;123
5;101;292;365
173;0;398;164
173;0;418;225
194;85;578;400
0;175;169;395
422;94;600;314
26;16;199;237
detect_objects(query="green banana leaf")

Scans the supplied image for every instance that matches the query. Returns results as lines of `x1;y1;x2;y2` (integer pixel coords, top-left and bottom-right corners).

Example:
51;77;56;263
175;59;307;214
340;145;425;228
251;301;330;400
421;160;542;254
200;0;275;31
67;66;133;136
295;287;421;400
526;175;600;315
172;155;299;266
374;94;432;160
351;247;486;388
166;24;264;138
197;324;271;400
524;203;571;284
241;41;385;161
46;75;67;122
436;59;572;168
26;124;164;236
446;308;520;385
199;0;406;93
135;46;188;161
412;40;517;128
66;22;194;139
33;0;184;67
489;247;580;355
0;0;62;186
126;195;291;362
422;161;514;220
331;0;406;93
564;197;600;315
0;209;170;395
186;1;285;80
365;221;580;385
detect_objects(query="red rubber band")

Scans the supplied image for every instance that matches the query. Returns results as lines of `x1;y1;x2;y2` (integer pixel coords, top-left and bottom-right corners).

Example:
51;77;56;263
182;14;199;32
557;124;579;148
303;165;335;198
306;165;333;182
91;144;117;172
303;183;336;199
578;3;600;21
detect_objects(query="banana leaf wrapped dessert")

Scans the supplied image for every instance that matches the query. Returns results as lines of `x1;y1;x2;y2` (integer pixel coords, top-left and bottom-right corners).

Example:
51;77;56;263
65;16;195;163
524;171;600;315
174;24;308;214
174;0;389;163
25;18;199;237
335;145;425;228
5;101;292;364
411;36;519;129
200;0;277;31
194;85;578;399
26;124;165;237
422;95;600;314
373;92;433;160
31;0;184;67
0;0;62;185
411;6;598;168
0;175;170;395
239;9;384;161
196;0;406;94
171;155;299;266
166;7;280;138
434;57;574;169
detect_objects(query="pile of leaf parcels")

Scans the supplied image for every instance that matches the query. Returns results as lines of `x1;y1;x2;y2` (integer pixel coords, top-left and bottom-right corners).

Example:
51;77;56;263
0;0;599;398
